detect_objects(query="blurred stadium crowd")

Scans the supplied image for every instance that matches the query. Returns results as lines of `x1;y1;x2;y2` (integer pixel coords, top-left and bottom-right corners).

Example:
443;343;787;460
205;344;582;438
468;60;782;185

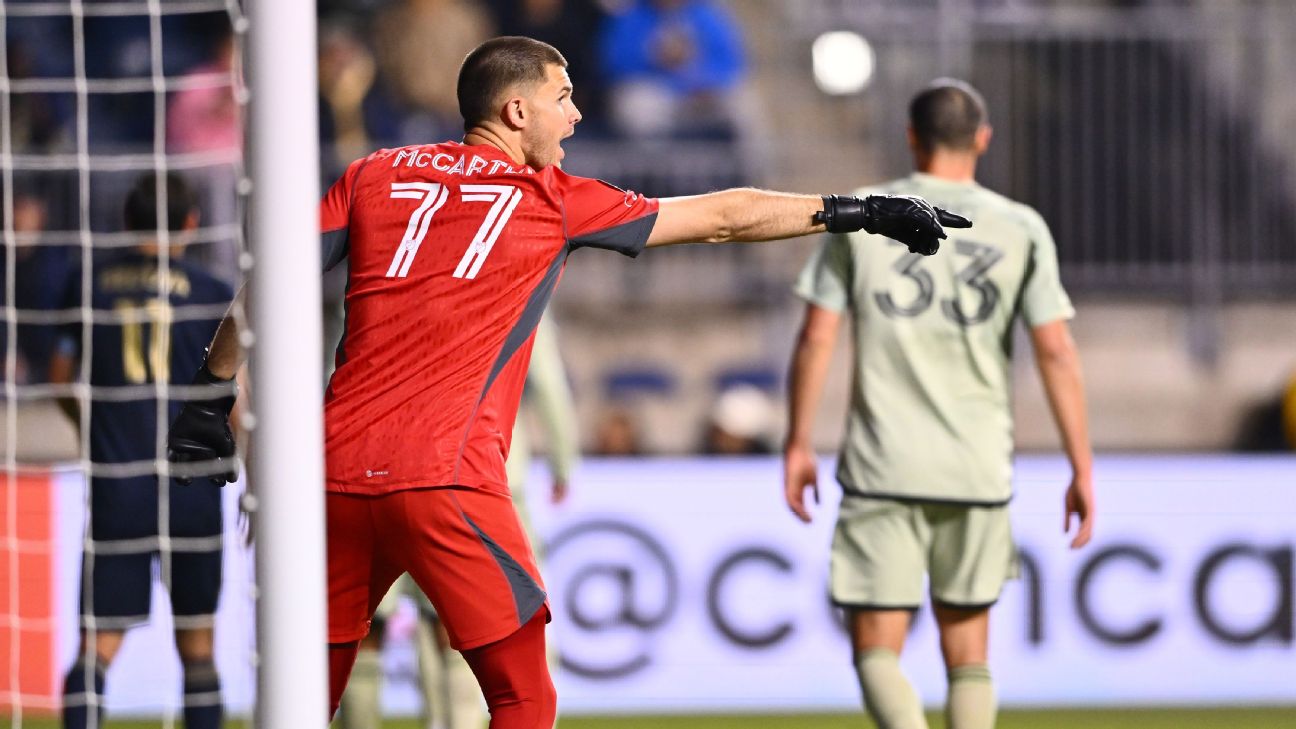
3;0;1296;458
6;0;777;455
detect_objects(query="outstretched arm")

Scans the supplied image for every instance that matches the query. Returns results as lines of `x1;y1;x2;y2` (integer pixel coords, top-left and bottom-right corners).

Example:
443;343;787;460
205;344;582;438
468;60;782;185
649;190;824;246
1030;319;1095;549
783;303;842;523
647;189;969;254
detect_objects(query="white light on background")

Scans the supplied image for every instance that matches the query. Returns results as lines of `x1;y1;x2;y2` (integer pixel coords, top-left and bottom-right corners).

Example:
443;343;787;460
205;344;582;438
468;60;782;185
812;31;876;95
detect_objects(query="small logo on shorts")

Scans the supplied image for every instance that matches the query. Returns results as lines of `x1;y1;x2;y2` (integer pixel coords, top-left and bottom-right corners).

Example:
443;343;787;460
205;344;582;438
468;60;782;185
365;469;389;478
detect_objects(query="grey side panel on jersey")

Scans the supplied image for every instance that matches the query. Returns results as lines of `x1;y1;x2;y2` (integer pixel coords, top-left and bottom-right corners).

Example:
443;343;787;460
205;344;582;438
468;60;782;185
453;246;570;484
569;212;658;258
321;227;348;272
477;246;570;402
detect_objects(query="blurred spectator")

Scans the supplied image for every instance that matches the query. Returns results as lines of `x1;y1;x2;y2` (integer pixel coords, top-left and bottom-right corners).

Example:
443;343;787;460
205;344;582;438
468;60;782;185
318;19;404;179
5;24;72;152
598;0;745;140
166;28;240;156
483;0;612;131
75;10;232;150
82;14;154;149
317;17;407;387
593;407;644;456
11;194;70;384
166;24;242;286
371;0;492;143
0;191;68;384
701;384;775;455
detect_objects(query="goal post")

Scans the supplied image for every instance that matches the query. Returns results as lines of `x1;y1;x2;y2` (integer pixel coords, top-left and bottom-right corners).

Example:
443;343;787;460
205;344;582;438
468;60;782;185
246;0;328;726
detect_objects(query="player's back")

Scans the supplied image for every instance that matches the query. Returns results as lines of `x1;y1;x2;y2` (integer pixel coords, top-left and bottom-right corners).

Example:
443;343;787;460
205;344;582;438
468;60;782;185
804;173;1072;503
322;142;656;496
69;252;233;467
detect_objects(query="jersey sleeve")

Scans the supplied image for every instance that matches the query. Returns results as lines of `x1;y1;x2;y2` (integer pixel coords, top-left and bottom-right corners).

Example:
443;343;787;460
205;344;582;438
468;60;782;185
793;233;853;312
558;171;659;258
320;155;370;272
1018;208;1075;327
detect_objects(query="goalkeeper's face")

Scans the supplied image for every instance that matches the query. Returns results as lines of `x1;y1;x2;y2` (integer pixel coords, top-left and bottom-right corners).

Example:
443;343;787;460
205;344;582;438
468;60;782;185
520;64;581;169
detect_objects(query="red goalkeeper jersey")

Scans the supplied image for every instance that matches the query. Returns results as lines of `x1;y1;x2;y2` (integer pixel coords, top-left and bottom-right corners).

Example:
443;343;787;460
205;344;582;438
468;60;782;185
319;142;658;495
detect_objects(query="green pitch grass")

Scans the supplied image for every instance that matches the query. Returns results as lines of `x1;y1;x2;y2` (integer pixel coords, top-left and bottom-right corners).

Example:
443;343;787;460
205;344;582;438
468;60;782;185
5;708;1295;728
555;708;1296;729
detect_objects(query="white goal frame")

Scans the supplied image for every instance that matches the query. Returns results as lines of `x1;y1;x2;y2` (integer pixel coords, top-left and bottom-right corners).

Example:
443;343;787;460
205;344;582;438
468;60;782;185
247;1;327;726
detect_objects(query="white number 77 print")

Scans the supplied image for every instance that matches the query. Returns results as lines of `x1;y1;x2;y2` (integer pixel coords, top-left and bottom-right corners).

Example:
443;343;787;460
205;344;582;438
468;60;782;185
385;182;524;280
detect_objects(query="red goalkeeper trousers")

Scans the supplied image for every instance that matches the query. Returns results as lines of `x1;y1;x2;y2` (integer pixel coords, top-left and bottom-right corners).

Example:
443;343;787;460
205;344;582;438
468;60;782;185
328;610;555;728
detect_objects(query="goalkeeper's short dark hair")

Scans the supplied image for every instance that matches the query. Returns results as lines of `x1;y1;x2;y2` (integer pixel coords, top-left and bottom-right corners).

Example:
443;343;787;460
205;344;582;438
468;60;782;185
909;79;988;152
457;36;568;132
124;171;198;233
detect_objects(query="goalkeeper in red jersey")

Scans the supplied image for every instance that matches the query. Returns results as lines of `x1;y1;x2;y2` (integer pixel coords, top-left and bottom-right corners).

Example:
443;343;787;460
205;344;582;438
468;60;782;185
167;36;969;728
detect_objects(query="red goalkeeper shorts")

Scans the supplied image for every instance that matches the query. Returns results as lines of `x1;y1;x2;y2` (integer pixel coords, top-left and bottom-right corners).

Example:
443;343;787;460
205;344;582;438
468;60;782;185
326;486;548;650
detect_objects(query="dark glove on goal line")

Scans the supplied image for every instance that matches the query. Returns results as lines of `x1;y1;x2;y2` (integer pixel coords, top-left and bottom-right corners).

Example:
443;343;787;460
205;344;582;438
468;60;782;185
167;362;239;486
815;194;973;255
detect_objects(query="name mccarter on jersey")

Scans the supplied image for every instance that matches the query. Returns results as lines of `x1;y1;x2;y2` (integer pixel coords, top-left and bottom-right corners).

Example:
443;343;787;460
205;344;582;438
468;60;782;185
394;148;533;177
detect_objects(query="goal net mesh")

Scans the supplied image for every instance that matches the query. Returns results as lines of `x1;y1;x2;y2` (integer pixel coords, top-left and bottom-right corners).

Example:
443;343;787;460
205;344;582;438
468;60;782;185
2;1;256;725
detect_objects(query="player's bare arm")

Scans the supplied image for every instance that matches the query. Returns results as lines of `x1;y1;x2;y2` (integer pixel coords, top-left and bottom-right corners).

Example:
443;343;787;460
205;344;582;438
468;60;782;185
165;287;244;484
648;189;972;254
203;287;245;380
648;190;822;246
783;303;842;523
48;348;80;424
1030;318;1095;549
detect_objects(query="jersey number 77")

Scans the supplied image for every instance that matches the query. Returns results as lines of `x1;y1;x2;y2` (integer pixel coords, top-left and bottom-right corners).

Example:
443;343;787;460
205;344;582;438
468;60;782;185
386;182;524;280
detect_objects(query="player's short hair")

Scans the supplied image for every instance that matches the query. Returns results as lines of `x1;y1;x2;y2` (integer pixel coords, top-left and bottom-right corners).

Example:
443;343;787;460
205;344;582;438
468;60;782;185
909;78;988;152
124;171;198;232
457;36;568;131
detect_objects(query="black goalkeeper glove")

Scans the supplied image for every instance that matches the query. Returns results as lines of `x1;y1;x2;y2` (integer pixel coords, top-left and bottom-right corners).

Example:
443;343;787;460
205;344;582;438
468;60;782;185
815;194;972;255
167;362;238;485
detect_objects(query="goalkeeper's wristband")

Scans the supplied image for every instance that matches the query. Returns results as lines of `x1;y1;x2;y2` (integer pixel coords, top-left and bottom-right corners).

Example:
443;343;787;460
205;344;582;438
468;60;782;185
813;194;874;235
194;361;238;415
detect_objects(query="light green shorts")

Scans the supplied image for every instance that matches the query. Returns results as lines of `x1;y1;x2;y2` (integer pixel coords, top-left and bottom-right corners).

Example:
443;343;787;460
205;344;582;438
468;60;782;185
830;496;1019;610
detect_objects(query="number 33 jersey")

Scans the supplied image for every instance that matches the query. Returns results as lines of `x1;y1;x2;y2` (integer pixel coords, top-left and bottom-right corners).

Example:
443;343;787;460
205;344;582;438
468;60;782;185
795;173;1074;504
320;142;658;496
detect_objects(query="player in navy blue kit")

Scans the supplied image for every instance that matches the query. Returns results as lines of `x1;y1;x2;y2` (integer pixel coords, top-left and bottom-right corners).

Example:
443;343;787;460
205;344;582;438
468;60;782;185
50;172;236;729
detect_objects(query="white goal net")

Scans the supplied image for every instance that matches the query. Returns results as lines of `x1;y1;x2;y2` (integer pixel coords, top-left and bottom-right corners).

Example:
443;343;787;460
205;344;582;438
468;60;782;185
0;1;297;726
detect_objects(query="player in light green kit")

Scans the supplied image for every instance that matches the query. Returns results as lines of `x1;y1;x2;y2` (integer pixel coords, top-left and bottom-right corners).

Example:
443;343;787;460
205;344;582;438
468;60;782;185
783;80;1096;729
338;315;578;729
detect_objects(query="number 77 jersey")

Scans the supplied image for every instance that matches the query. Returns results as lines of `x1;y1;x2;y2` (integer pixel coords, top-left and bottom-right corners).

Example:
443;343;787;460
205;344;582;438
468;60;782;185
319;143;659;496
